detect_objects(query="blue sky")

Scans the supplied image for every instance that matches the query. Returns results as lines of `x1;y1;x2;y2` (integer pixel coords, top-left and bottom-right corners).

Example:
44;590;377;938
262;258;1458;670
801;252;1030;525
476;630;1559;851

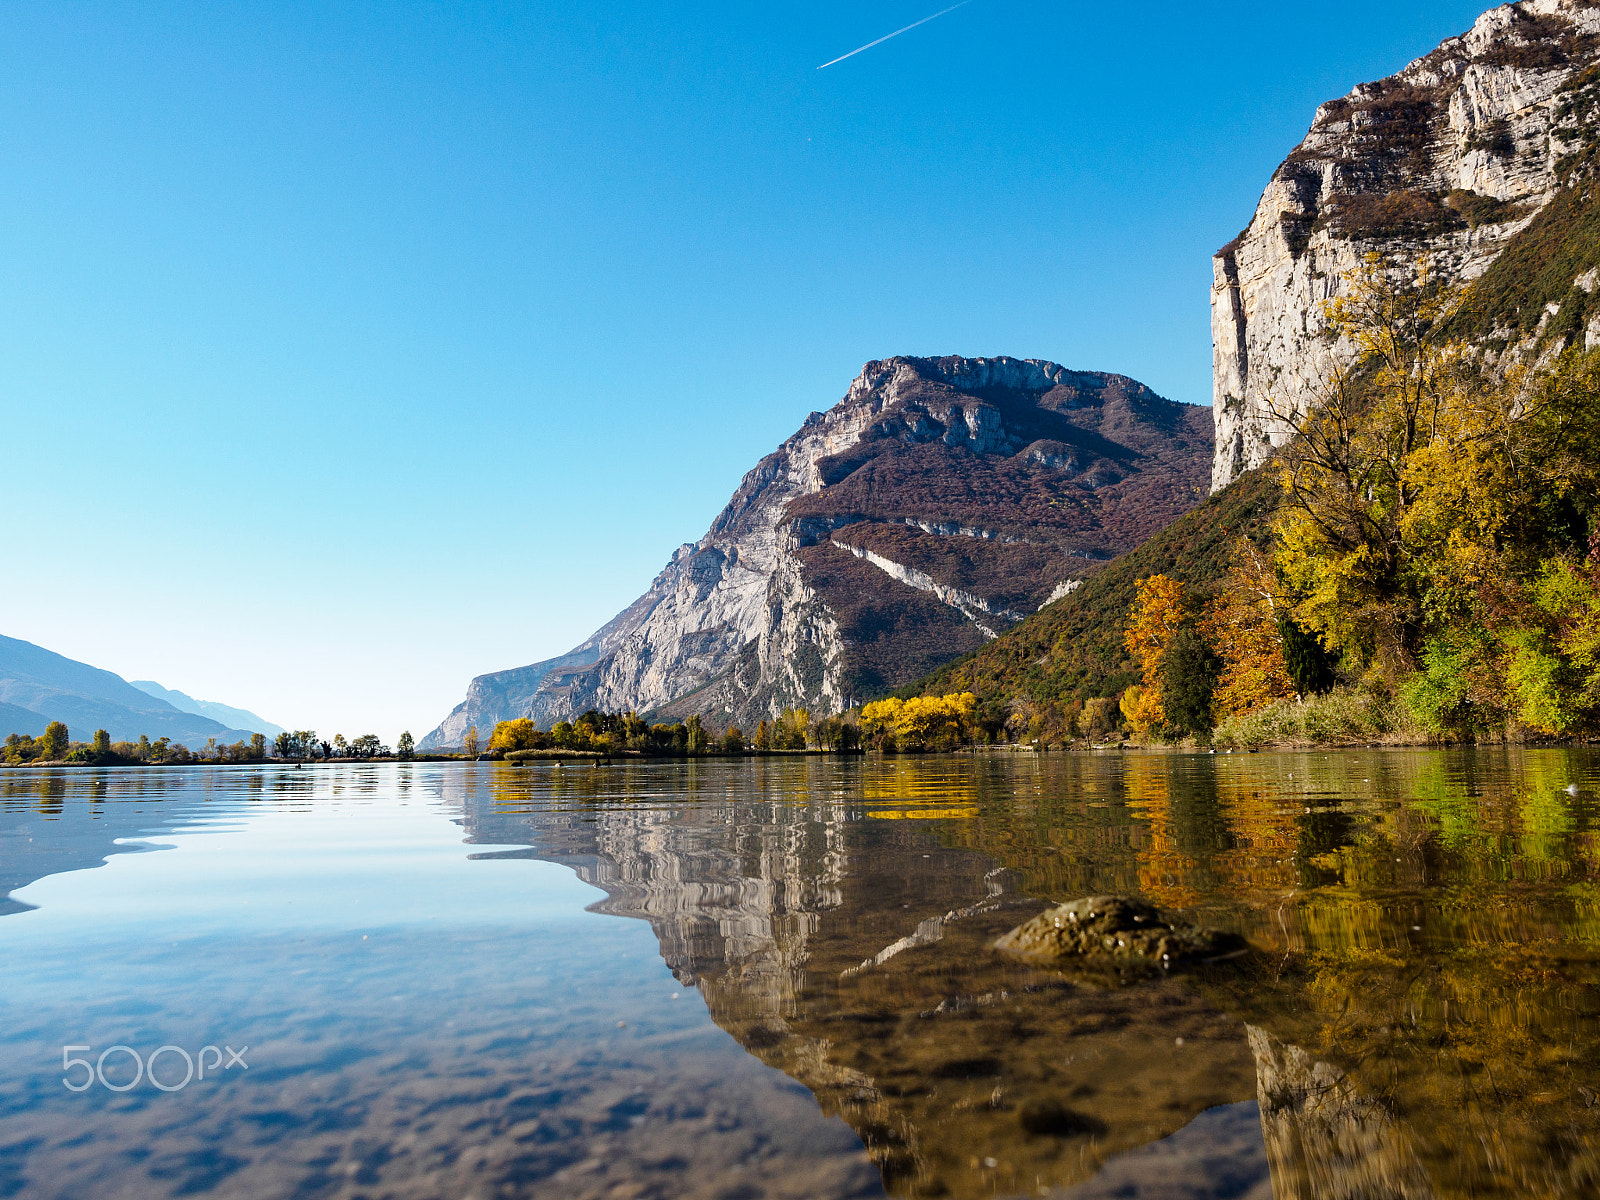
1;0;1490;741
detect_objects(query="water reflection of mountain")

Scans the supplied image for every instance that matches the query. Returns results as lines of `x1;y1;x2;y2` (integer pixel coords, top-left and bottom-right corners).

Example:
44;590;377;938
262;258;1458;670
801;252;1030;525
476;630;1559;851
456;753;1600;1200
456;762;1268;1197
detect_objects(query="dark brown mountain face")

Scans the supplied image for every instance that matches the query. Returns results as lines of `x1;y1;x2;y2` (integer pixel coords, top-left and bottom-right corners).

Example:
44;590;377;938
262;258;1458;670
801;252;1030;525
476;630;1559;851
426;356;1213;744
789;362;1211;556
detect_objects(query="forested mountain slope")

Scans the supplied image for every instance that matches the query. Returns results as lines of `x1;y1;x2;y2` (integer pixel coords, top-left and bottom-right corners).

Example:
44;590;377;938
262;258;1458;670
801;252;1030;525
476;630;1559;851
912;468;1279;733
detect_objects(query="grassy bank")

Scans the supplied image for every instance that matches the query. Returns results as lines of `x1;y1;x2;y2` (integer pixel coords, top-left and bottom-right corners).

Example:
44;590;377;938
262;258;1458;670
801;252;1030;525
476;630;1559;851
1212;684;1437;750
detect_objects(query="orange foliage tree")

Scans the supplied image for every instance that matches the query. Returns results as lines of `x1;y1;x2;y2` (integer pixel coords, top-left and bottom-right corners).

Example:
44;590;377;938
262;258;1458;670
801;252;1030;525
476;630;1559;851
1201;539;1297;720
1123;574;1187;732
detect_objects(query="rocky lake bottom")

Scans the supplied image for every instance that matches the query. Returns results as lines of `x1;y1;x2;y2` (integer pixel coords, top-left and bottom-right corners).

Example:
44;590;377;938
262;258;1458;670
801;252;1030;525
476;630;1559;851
0;750;1597;1198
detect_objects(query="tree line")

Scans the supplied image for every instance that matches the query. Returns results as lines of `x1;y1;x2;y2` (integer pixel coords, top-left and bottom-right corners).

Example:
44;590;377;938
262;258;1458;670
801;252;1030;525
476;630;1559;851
1;724;426;765
4;724;270;765
270;731;415;760
479;696;982;758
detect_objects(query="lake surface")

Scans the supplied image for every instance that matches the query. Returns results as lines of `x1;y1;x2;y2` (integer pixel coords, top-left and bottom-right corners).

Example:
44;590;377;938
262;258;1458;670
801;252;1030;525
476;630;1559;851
1;750;1598;1199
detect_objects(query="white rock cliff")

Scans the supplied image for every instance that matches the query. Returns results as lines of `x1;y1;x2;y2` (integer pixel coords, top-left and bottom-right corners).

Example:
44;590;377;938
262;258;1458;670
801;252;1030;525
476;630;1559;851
1212;0;1600;490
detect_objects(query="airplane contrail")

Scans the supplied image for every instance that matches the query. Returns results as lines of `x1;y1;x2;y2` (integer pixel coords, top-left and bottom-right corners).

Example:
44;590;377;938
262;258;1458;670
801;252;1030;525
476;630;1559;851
816;2;970;70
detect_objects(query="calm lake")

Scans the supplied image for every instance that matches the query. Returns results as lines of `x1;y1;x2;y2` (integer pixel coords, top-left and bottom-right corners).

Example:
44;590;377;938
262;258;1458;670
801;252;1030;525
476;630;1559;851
1;750;1597;1199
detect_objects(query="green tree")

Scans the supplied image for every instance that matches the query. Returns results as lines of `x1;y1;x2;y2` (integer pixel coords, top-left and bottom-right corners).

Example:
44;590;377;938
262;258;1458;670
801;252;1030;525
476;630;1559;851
775;707;811;749
1160;625;1222;737
397;731;414;758
248;733;266;760
685;714;707;755
622;712;648;749
814;714;843;750
1279;611;1337;697
92;729;111;757
40;722;68;759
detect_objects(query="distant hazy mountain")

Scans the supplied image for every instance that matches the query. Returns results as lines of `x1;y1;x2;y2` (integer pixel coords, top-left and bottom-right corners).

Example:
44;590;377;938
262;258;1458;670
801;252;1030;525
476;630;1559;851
0;634;254;746
0;701;47;739
128;680;283;737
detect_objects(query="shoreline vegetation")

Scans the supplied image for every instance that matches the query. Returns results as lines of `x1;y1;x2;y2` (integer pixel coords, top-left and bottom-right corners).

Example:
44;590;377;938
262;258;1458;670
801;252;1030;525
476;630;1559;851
1127;261;1600;752
1;725;431;768
3;710;1591;768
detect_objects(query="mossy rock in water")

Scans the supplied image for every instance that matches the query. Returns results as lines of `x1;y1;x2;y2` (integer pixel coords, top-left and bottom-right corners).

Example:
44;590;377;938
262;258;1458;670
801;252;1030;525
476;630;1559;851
994;896;1247;969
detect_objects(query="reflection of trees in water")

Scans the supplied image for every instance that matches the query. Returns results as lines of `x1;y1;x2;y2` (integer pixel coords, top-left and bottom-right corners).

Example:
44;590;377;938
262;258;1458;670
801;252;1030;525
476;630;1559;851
458;750;1600;1198
1112;749;1600;1199
459;758;1268;1198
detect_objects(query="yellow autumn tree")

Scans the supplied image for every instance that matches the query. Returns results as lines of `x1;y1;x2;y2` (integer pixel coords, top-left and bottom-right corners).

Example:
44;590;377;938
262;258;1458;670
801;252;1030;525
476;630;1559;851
1268;252;1600;734
1269;254;1465;668
1201;539;1297;719
1123;574;1187;731
488;719;538;752
1116;685;1159;734
860;693;976;750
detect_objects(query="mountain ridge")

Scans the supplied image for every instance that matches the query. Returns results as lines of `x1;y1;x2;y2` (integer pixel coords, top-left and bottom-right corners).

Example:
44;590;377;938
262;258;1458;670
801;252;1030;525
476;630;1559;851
128;680;283;737
422;355;1212;746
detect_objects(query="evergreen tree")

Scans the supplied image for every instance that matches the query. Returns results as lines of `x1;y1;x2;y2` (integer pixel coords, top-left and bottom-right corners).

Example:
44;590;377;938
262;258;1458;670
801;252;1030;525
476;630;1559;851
1160;625;1221;737
1278;611;1337;697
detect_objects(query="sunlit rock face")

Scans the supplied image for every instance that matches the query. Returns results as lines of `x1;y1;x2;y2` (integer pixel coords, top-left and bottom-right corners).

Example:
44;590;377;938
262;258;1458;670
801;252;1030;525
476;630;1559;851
422;356;1210;745
1212;0;1600;490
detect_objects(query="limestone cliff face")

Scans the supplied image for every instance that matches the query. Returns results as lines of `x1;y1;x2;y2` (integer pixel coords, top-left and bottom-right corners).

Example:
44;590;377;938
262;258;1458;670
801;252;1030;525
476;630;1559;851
1212;0;1600;490
423;356;1210;746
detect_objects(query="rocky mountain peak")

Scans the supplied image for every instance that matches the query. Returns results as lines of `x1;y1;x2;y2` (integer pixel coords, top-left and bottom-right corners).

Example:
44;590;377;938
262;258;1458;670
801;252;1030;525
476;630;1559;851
421;356;1211;747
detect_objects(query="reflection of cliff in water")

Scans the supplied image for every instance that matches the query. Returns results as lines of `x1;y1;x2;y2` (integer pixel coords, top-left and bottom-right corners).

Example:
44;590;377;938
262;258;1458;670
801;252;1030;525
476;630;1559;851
455;753;1600;1199
456;762;1268;1198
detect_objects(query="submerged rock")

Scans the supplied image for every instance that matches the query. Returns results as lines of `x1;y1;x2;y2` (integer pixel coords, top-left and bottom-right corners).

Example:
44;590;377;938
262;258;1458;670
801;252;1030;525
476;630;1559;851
994;896;1247;968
